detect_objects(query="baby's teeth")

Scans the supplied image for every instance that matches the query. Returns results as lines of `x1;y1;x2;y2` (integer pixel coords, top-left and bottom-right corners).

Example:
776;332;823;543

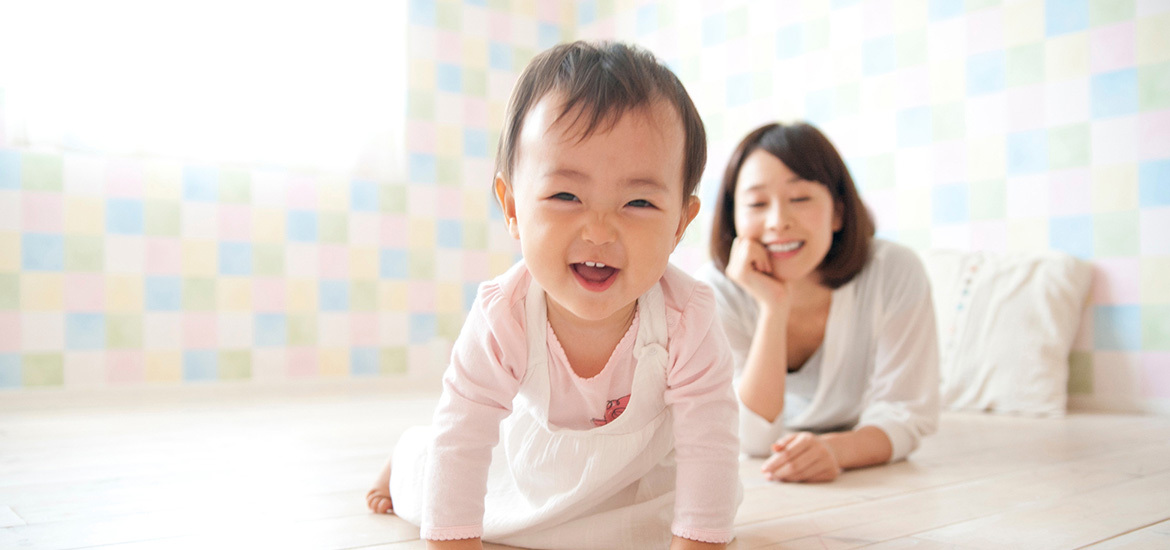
583;261;607;268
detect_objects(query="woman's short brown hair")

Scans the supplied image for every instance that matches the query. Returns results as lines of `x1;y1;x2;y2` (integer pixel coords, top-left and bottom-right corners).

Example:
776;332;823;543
494;41;706;204
709;122;874;289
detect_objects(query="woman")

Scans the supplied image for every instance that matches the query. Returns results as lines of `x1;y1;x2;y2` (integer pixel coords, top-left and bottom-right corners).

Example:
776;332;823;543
698;122;939;483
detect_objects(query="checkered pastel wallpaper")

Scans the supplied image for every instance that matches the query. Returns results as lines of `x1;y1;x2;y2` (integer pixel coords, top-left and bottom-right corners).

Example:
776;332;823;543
0;0;570;390
577;0;1169;412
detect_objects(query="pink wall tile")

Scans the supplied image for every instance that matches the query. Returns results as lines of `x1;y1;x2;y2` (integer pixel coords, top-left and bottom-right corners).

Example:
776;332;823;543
409;281;436;312
406;121;437;154
145;238;183;275
966;7;1004;55
105;160;144;198
537;0;559;22
1139;109;1170;161
218;205;252;241
1092;351;1143;397
0;313;19;352
436;188;463;220
286;177;319;210
107;351;144;384
464;98;489;128
932;142;968;184
436;30;463;64
489;12;511;42
1141;352;1170;398
319;245;351;279
970;220;1009;252
64;274;105;311
380;216;408;248
1048;168;1092;216
463;251;490;282
1090;22;1135;73
22;193;63;233
1092;258;1142;304
351;313;378;346
182;313;218;348
288;348;318;377
253;278;286;312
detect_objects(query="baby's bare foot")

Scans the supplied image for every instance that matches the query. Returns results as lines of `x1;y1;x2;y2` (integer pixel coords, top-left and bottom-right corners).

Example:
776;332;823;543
366;456;394;514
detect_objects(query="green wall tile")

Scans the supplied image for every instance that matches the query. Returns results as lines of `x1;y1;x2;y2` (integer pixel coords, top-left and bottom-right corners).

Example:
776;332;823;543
218;170;251;204
218;350;252;380
380;346;407;375
22;153;63;191
463;68;487;97
897;30;928;68
107;314;143;348
1007;43;1045;87
1067;351;1093;394
1048;124;1090;170
1090;0;1134;26
437;312;464;339
253;245;284;276
288;315;317;346
1139;61;1170;111
933;102;966;142
64;236;104;271
436;0;462;30
144;201;181;236
22;353;63;387
512;46;536;72
0;274;18;309
863;154;895;191
727;6;749;40
408;92;435;120
966;0;1001;11
463;221;488;250
1093;211;1139;257
437;155;461;186
970;179;1007;220
381;185;406;214
182;278;217;310
1143;305;1170;350
409;249;435;279
319;213;348;243
351;281;377;311
804;18;830;52
834;83;860;117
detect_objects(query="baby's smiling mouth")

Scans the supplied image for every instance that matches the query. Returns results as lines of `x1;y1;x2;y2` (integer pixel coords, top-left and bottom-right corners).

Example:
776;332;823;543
572;261;619;290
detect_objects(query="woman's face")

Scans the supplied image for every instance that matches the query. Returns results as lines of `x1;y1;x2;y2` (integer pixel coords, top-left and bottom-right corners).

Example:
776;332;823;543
733;149;841;284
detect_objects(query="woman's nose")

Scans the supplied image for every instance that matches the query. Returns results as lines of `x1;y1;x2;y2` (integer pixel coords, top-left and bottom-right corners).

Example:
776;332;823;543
765;202;788;230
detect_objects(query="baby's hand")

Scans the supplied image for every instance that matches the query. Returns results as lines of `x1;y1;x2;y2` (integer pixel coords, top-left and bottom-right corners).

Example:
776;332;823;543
761;432;841;483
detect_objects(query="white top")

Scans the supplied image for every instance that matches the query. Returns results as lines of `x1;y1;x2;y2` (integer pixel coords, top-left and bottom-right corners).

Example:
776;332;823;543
697;239;940;461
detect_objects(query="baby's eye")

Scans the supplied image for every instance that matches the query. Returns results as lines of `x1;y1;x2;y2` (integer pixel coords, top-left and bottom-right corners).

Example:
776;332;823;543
627;199;655;208
550;192;578;202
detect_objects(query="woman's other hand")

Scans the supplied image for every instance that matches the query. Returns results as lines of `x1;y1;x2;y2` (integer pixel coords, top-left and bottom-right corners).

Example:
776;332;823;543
725;237;791;311
761;432;842;483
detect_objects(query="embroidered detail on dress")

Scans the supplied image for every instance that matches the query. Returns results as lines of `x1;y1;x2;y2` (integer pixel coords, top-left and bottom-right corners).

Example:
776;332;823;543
591;395;630;427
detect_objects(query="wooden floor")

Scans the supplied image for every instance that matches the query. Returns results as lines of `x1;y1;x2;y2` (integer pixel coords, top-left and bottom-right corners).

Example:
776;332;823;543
3;381;1169;550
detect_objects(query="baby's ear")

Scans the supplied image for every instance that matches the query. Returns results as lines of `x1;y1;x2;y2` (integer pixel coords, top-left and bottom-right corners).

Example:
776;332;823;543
674;195;701;246
494;174;520;240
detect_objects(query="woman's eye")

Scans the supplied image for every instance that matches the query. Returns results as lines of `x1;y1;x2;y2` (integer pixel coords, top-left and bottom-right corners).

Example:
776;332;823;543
627;199;655;208
791;196;810;203
747;202;767;208
550;192;578;201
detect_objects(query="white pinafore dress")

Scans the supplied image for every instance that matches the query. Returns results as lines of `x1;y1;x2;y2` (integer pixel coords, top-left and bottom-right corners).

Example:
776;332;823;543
391;278;678;548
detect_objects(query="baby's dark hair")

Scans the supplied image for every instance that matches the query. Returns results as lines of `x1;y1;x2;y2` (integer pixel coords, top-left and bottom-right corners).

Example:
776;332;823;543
494;41;706;203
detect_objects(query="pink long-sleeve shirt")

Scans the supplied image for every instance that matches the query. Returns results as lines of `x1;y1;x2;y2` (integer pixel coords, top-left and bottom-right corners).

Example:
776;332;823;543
422;261;741;542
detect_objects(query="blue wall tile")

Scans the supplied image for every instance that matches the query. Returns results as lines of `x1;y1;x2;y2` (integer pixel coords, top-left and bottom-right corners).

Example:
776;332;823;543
287;211;318;242
863;36;897;76
409;0;436;26
1046;0;1088;37
805;90;834;124
932;183;969;224
380;249;409;279
409;153;437;184
489;42;512;71
929;0;964;20
463;129;488;158
437;220;463;248
351;348;378;376
577;0;597;27
1094;305;1142;350
350;180;379;212
319;280;350;311
21;234;64;271
182;350;217;381
702;12;726;46
182;166;219;202
106;199;144;235
0;354;19;388
0;150;19;189
1049;215;1094;258
1092;69;1139;118
218;242;253;276
727;73;754;107
538;23;560;49
436;64;462;94
637;4;658;35
1007;130;1049;175
898;106;933;147
410;313;437;344
1139;159;1170;207
776;25;802;59
967;51;1006;96
144;277;182;311
65;313;105;350
255;314;287;347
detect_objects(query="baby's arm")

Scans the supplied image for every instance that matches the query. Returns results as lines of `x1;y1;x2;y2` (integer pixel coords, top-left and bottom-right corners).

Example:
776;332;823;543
671;536;727;550
420;288;525;542
664;283;741;544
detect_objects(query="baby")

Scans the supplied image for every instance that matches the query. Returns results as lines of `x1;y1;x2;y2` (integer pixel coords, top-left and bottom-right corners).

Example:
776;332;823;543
367;41;741;549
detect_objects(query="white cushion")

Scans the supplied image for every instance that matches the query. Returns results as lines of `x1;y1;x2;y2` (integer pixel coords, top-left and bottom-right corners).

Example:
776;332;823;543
919;249;1092;416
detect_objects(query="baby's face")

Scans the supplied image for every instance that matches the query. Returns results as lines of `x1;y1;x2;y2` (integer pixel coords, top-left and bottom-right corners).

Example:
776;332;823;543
496;94;698;327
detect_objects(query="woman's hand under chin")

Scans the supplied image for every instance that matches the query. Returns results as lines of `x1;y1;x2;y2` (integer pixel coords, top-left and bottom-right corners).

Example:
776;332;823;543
726;237;792;312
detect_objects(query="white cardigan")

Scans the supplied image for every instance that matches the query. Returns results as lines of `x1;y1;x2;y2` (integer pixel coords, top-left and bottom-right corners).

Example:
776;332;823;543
697;239;940;461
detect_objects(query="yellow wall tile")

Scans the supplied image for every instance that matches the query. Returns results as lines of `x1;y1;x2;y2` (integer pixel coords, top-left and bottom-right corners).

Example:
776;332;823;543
1003;0;1044;48
20;273;64;310
1045;33;1089;81
64;198;105;234
1091;164;1138;212
351;248;379;279
106;275;144;312
319;348;349;377
0;232;18;271
410;218;436;248
437;282;463;313
182;241;218;277
145;351;182;382
288;279;318;311
253;209;286;243
217;278;252;311
379;281;408;311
